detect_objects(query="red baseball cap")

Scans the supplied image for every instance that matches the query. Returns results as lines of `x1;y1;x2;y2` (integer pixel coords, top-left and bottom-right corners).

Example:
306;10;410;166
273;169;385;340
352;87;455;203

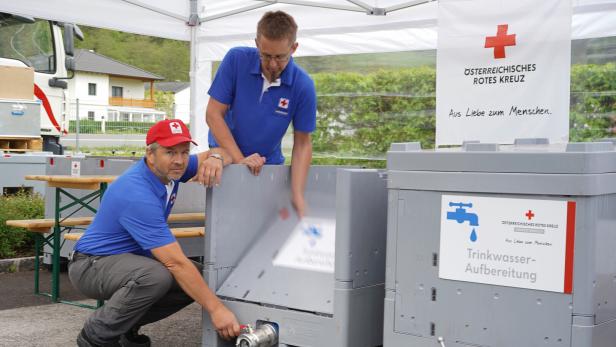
146;119;197;147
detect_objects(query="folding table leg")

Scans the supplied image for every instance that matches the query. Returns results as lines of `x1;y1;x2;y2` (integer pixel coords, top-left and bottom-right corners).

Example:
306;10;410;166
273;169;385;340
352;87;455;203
51;188;61;302
34;233;42;295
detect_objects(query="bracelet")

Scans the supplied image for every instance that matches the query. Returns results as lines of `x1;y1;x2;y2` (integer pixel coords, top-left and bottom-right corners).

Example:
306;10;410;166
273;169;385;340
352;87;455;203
208;153;224;164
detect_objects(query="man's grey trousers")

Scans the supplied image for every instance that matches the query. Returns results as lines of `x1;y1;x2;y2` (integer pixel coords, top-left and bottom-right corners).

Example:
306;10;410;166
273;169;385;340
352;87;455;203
68;252;199;345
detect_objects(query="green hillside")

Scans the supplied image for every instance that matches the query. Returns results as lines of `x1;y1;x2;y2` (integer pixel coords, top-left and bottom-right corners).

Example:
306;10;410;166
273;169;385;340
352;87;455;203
75;26;190;81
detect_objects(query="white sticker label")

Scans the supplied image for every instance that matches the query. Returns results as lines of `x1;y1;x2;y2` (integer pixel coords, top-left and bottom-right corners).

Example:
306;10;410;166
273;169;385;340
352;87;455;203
439;195;575;293
71;161;81;177
169;121;183;134
273;217;336;273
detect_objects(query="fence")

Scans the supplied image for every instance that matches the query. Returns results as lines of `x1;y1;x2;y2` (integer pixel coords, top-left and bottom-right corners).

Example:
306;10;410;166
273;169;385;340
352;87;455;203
68;120;157;134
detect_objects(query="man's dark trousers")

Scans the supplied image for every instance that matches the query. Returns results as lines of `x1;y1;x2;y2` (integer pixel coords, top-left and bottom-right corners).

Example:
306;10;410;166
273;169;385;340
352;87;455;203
68;252;199;345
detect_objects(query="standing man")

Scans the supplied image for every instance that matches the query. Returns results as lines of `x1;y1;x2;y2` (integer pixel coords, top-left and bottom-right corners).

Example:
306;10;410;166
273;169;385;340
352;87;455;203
69;119;240;347
206;10;317;218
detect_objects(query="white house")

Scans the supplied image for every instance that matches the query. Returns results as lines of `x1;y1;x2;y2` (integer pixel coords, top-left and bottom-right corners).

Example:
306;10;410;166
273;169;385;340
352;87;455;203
145;82;190;124
68;49;165;123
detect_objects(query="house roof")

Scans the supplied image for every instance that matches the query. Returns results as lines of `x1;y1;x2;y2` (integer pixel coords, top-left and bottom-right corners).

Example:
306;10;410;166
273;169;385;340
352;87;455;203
74;49;164;81
145;81;190;93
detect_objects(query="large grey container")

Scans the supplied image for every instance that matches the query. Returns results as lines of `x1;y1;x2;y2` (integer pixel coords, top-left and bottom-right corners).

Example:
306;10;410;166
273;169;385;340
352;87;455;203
384;141;616;347
0;99;40;137
202;165;388;347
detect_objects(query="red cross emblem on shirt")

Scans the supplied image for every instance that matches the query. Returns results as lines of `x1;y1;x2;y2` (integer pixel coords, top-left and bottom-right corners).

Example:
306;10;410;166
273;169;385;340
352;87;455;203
485;24;516;59
278;98;289;109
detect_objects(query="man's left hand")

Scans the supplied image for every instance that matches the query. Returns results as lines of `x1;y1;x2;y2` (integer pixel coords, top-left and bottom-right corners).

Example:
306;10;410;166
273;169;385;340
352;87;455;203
197;155;224;187
292;193;307;219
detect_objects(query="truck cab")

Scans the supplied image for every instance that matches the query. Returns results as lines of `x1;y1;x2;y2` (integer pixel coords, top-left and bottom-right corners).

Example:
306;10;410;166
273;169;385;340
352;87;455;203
0;13;81;154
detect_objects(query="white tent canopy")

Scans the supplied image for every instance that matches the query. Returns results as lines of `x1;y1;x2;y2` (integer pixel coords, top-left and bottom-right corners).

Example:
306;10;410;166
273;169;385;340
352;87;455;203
2;0;616;147
4;1;616;56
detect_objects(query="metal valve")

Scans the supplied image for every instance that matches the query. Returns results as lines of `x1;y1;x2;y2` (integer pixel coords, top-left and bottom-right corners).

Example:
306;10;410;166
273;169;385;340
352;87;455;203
235;323;278;347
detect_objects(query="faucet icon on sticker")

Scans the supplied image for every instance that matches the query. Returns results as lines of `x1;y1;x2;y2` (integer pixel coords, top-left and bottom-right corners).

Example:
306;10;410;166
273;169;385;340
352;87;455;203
303;224;322;247
446;202;479;242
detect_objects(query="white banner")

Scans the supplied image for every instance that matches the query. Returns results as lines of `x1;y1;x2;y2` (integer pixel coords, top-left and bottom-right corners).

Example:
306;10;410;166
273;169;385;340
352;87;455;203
439;195;576;293
435;0;572;146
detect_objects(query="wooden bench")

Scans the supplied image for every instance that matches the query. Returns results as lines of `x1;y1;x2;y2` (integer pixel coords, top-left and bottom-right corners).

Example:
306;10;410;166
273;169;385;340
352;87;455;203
5;212;206;233
63;227;205;241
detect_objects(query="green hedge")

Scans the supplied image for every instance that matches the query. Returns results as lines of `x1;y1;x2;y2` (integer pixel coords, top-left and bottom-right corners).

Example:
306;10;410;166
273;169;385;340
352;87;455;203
570;63;616;142
313;67;436;154
312;63;616;156
0;191;44;259
64;63;614;153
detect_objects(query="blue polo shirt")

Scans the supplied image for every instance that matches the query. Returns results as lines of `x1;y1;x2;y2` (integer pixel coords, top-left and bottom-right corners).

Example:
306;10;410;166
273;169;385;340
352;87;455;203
208;47;317;164
74;155;198;257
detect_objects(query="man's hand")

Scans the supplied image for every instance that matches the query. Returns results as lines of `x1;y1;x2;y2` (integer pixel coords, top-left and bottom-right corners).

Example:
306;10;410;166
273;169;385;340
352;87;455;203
197;155;224;187
240;153;266;176
210;304;241;340
292;193;307;219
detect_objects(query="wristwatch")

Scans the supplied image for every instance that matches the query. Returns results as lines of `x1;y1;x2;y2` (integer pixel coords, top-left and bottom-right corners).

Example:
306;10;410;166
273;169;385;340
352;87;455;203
208;153;224;164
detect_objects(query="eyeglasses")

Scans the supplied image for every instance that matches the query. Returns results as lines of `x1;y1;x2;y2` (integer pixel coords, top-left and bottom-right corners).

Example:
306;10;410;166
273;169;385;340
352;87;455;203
258;52;291;63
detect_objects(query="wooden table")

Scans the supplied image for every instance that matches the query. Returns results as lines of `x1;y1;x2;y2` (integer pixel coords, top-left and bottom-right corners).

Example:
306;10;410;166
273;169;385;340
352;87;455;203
25;175;117;305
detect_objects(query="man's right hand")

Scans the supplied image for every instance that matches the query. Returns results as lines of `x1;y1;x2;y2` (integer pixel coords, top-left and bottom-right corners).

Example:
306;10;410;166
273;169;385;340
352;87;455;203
240;153;266;175
210;304;241;340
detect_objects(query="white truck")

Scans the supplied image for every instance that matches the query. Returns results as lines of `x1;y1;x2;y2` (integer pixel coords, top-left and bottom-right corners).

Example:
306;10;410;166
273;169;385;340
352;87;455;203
0;12;82;154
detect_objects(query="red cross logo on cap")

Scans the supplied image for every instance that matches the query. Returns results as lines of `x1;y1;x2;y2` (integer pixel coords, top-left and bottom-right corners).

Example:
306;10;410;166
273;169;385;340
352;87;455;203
485;24;516;59
169;121;182;134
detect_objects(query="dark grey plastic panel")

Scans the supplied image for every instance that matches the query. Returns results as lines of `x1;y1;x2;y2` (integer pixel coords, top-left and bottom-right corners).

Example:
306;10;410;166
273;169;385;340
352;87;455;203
216;206;336;314
334;169;388;287
391;190;573;347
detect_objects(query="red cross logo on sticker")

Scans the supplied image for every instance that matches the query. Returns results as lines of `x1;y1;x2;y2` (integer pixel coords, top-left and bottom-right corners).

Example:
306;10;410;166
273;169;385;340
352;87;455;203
485;24;516;59
169;121;182;134
278;98;289;109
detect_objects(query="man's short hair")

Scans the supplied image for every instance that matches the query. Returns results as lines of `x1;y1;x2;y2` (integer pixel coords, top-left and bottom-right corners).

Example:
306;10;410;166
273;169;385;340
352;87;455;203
257;11;297;44
147;142;160;152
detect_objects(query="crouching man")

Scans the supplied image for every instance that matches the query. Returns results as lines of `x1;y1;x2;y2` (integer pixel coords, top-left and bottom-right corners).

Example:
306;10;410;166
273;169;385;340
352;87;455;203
69;119;240;346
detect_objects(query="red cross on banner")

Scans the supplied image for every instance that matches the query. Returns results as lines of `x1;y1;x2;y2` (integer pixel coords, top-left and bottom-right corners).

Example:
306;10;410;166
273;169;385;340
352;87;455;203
525;210;535;220
485;24;516;59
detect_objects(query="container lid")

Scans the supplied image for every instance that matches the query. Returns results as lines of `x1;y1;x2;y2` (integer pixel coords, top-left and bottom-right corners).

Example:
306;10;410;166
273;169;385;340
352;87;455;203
387;139;616;174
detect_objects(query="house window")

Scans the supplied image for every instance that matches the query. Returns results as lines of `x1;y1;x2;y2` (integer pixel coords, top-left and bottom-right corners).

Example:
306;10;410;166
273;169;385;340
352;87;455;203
88;83;97;96
112;86;123;97
87;111;95;121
